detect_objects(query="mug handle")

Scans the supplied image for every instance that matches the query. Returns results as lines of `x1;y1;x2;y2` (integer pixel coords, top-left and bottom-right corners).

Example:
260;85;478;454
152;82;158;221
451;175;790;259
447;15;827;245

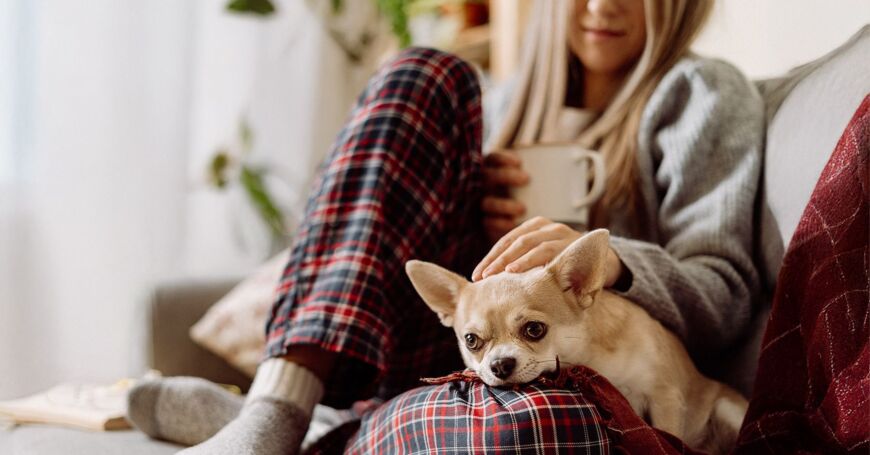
571;150;606;209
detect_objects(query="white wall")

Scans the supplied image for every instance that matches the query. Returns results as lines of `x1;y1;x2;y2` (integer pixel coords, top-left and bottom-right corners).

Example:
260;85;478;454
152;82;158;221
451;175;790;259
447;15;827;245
0;0;369;400
694;0;870;79
0;0;193;399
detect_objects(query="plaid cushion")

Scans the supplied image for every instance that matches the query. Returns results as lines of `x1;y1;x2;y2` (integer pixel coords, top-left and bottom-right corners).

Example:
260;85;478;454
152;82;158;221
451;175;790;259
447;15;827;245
345;373;609;454
327;367;708;454
264;47;486;407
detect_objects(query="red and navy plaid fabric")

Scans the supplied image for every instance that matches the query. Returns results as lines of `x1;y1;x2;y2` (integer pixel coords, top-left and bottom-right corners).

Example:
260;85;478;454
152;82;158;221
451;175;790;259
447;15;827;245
734;95;870;453
264;47;488;407
345;371;608;454
336;367;710;455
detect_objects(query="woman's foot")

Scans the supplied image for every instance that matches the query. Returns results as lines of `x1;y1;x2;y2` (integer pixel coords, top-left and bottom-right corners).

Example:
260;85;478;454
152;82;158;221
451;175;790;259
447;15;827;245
126;377;243;446
177;397;311;455
177;358;324;454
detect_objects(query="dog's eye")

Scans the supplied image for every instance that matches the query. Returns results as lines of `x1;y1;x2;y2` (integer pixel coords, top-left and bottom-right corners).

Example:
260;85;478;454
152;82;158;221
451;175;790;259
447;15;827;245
522;321;547;341
464;333;482;351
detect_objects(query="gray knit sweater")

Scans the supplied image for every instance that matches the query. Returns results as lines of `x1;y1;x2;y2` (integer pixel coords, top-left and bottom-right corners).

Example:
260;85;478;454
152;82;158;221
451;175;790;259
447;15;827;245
484;56;765;357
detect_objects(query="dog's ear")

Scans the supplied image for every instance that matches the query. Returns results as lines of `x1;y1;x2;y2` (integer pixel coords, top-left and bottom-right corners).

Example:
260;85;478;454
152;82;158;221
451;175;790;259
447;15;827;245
546;229;610;300
405;260;468;327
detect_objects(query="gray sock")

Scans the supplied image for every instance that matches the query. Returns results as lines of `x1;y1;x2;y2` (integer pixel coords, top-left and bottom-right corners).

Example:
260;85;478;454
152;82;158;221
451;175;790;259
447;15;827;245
126;377;243;446
177;397;311;455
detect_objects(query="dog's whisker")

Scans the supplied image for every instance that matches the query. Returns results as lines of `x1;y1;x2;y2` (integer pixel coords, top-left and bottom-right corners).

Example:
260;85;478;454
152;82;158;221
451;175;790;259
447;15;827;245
532;359;582;367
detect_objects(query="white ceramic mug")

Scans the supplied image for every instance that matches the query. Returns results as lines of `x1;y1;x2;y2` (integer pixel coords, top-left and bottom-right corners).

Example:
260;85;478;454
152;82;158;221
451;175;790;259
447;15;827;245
509;144;605;228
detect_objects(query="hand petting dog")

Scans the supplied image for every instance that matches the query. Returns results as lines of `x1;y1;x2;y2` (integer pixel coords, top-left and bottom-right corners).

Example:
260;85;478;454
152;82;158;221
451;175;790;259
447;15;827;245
472;216;624;288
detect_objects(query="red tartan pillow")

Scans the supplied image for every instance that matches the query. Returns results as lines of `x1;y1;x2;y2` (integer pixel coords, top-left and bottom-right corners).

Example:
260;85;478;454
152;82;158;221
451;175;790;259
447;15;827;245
334;367;704;455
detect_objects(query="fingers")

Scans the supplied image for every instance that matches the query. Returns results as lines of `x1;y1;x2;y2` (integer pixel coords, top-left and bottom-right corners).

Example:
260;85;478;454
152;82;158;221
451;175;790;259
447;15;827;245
483;166;529;189
505;240;568;273
483;150;523;168
480;224;573;279
483;150;529;190
472;217;551;281
472;219;581;281
481;196;526;218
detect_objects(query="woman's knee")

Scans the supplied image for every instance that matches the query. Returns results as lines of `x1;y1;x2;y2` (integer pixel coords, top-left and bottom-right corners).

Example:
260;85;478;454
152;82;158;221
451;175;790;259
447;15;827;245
385;47;477;83
368;47;481;120
385;47;479;88
333;47;483;178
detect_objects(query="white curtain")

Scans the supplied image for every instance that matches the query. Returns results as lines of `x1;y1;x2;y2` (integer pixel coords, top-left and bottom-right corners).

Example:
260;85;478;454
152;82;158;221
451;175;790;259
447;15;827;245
0;0;370;399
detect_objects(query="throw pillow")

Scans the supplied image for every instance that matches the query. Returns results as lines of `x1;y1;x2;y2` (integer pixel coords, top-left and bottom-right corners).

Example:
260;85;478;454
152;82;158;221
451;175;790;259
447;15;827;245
189;250;289;377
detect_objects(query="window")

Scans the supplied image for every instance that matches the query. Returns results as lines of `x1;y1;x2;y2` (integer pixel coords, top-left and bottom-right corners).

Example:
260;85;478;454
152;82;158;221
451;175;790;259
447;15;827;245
0;0;32;184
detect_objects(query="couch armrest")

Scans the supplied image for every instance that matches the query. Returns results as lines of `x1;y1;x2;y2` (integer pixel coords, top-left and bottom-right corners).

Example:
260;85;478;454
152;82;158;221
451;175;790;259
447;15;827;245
148;278;253;391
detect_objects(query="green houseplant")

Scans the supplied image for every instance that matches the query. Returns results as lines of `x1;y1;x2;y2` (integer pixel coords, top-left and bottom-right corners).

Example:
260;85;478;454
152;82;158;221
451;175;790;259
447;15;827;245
207;120;289;248
227;0;415;46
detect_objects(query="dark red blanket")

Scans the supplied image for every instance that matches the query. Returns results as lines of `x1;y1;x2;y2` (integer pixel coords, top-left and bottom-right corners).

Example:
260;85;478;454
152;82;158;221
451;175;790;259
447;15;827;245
734;95;870;454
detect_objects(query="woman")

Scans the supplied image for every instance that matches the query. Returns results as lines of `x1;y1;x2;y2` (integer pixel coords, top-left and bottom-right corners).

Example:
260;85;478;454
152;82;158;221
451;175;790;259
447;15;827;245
131;0;764;453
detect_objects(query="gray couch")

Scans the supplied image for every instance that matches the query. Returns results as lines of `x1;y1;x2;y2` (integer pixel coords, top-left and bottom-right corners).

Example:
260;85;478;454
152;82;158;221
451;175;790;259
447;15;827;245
2;26;867;455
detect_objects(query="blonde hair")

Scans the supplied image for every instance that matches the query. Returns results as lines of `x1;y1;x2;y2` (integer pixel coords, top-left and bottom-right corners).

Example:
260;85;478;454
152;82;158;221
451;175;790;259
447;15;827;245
490;0;714;225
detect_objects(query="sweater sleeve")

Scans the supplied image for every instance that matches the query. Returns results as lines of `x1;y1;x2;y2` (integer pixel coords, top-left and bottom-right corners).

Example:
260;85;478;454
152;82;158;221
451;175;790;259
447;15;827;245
608;58;764;356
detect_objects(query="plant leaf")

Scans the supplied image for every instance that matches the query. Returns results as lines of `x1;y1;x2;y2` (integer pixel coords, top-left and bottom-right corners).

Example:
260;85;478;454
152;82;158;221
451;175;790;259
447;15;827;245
208;150;232;189
226;0;276;16
240;165;287;239
377;0;413;47
239;118;253;154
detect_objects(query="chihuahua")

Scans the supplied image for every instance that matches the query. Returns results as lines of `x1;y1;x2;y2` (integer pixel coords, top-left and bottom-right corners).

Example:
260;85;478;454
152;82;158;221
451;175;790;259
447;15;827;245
405;229;748;454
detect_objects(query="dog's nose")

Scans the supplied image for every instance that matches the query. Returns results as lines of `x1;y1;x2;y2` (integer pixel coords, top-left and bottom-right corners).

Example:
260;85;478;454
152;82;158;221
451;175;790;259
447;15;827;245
490;357;516;379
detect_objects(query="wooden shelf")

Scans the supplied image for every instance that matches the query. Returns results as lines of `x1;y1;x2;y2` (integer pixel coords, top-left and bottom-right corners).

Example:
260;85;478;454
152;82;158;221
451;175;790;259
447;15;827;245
449;24;491;67
419;0;531;79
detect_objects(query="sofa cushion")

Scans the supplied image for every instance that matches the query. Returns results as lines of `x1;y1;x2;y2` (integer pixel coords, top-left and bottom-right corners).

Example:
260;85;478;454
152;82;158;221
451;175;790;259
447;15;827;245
716;26;870;396
758;25;870;293
0;427;180;455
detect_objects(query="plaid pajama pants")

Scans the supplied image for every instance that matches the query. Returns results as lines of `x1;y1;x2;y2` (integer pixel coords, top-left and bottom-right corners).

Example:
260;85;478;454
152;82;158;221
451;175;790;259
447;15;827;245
266;47;612;452
343;371;610;454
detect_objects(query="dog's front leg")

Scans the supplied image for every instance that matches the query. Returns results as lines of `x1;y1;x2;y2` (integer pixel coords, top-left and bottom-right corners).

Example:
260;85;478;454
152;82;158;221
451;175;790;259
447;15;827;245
647;389;686;439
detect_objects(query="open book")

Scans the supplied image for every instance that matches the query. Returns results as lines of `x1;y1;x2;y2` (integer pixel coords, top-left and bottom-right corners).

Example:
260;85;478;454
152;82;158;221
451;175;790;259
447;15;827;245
0;380;135;431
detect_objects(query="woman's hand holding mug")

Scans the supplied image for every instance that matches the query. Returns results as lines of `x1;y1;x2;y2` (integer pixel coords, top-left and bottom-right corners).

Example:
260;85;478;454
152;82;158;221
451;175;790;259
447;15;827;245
481;150;529;243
